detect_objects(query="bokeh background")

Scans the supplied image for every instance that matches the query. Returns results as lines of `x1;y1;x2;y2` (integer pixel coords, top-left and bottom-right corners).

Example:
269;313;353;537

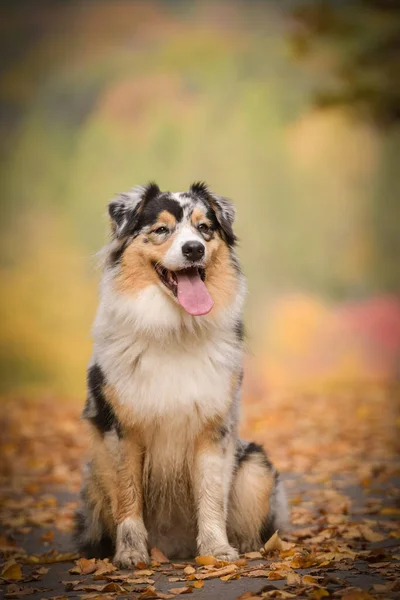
1;0;399;401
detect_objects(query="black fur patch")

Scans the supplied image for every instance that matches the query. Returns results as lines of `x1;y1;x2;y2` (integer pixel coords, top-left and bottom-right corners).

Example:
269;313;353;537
190;181;210;200
190;181;237;247
237;442;274;471
142;181;161;204
109;239;129;265
74;511;114;559
235;320;244;342
219;424;229;439
138;193;183;228
86;365;122;437
260;516;276;545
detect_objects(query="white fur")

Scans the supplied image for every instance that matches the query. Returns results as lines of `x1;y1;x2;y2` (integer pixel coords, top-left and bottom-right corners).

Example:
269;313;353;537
163;222;206;271
93;280;245;429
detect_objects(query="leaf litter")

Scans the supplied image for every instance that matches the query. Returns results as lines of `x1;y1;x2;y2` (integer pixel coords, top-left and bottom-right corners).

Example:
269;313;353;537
0;387;399;599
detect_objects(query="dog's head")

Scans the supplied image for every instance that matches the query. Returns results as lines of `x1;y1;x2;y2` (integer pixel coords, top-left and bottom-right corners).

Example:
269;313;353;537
106;182;239;317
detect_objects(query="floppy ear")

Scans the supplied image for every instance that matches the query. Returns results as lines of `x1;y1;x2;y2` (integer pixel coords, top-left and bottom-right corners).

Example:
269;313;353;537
209;193;236;245
108;182;160;238
190;182;237;246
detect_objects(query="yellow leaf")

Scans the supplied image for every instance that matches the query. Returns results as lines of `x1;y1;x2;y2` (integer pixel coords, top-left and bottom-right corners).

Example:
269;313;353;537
263;530;292;553
195;555;217;566
303;575;318;586
359;525;385;543
183;566;195;575
268;571;285;580
1;560;22;580
310;589;330;599
380;507;400;516
190;581;204;589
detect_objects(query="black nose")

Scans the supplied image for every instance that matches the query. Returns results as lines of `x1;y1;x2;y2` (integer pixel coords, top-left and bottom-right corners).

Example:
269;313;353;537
181;241;205;262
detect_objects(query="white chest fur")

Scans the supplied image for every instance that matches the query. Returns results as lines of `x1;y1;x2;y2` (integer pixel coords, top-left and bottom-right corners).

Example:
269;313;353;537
93;286;242;432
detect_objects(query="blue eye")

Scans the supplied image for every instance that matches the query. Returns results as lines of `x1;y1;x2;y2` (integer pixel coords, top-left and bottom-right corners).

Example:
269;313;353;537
153;226;169;235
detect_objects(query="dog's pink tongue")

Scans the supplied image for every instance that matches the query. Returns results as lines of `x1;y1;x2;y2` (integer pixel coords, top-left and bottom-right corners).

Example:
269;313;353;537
176;269;214;316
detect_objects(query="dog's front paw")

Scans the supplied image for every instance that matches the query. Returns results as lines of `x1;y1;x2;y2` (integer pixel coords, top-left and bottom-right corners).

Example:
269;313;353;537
114;547;150;569
199;544;239;563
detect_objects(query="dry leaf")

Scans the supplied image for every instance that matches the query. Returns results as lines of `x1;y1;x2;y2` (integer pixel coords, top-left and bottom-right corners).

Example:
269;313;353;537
302;575;319;586
150;547;170;564
183;566;195;575
234;558;248;567
244;551;263;560
309;590;330;599
139;586;159;599
246;569;270;577
134;569;154;576
194;555;217;566
263;530;291;553
4;584;39;598
268;571;286;580
70;557;97;575
286;572;302;586
1;561;23;581
359;525;385;543
195;564;238;580
190;580;204;589
169;587;193;595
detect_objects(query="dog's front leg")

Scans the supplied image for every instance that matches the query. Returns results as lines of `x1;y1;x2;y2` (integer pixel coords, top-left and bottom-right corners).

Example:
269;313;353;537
193;435;239;561
113;436;149;568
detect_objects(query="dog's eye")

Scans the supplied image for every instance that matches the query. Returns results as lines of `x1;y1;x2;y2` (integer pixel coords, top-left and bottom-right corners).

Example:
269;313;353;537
153;226;169;235
198;223;210;234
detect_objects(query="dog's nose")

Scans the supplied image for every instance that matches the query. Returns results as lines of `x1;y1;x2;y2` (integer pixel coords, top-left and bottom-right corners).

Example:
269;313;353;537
181;241;205;262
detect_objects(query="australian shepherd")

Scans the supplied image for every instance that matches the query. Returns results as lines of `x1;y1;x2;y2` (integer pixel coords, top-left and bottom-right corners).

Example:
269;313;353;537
75;182;288;567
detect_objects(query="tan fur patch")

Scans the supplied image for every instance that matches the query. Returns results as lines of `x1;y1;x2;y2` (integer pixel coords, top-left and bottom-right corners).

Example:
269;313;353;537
157;210;177;228
191;207;211;227
116;234;174;296
204;236;237;313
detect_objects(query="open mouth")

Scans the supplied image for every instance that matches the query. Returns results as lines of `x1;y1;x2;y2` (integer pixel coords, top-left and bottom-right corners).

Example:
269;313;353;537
153;264;213;316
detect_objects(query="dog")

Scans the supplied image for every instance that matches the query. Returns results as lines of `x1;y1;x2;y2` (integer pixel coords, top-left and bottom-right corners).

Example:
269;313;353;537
75;181;288;567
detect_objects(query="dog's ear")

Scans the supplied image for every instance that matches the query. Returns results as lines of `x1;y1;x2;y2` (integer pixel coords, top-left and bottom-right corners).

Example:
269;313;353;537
209;193;236;245
190;182;237;246
108;182;160;238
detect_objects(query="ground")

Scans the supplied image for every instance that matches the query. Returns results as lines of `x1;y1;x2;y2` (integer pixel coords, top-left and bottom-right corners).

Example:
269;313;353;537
0;383;399;600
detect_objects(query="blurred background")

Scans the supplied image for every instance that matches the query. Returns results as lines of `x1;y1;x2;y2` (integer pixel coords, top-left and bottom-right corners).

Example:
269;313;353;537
1;0;399;401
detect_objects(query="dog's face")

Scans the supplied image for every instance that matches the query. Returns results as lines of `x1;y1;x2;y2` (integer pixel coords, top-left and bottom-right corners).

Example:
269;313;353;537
107;182;239;317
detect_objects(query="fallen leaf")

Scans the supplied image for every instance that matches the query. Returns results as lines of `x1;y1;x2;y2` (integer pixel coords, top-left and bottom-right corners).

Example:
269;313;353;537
244;551;263;560
246;569;270;577
134;568;154;576
139;586;159;598
268;571;286;580
195;564;238;580
1;561;23;581
183;566;195;575
302;575;319;586
359;525;385;543
194;555;217;566
70;557;97;575
190;581;204;589
263;530;292;554
4;584;39;598
150;547;170;564
309;590;330;600
169;587;193;595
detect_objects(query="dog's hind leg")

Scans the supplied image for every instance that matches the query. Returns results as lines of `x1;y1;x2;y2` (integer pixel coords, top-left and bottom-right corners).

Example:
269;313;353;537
74;463;115;559
227;442;289;553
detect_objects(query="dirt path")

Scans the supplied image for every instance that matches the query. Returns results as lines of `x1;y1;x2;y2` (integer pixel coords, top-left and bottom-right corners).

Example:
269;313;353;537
1;393;399;599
